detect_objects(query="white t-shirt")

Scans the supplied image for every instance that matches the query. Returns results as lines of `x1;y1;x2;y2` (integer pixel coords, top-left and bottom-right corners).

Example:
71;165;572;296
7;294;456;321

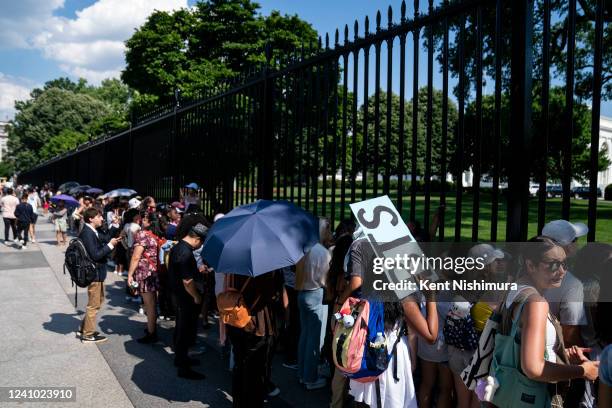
295;243;331;291
0;195;20;219
349;320;417;408
27;194;40;212
543;271;587;326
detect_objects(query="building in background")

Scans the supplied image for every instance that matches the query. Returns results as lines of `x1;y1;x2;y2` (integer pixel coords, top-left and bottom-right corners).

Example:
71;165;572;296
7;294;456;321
599;116;612;190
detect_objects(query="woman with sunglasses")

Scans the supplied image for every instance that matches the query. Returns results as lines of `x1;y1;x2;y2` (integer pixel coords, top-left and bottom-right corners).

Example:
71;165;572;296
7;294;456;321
139;196;157;214
491;236;599;407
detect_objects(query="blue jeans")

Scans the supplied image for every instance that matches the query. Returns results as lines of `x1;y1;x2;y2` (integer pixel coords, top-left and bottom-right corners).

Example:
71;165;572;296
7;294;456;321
297;288;328;383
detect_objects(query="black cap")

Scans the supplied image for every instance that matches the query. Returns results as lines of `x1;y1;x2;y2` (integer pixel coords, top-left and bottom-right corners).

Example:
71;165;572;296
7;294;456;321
190;223;208;239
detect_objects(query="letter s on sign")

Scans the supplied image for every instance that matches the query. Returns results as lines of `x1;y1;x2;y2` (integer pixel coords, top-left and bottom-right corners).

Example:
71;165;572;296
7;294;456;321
357;205;398;229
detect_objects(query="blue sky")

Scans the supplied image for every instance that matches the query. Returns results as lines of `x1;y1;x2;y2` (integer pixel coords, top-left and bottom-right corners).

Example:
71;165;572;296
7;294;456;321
1;0;610;121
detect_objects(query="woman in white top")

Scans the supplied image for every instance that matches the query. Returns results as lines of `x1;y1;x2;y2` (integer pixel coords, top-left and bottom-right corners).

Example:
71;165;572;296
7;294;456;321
349;294;438;408
27;188;41;242
504;236;599;398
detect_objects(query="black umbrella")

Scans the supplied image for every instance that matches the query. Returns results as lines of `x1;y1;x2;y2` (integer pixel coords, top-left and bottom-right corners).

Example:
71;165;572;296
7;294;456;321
58;181;79;192
68;185;92;196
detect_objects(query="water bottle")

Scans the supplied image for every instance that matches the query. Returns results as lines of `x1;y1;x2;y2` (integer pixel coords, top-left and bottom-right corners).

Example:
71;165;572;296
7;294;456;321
373;332;387;370
374;332;385;347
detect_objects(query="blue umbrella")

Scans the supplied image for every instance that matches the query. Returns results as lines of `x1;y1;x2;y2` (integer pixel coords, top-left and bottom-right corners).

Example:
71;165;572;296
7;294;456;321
202;200;319;277
50;194;80;208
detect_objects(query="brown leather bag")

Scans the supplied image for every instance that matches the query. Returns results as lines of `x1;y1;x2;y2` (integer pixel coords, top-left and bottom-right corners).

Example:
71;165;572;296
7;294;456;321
217;275;260;329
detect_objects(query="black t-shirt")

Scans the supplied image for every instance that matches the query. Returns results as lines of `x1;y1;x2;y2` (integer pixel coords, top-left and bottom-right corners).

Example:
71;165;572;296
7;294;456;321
168;240;198;304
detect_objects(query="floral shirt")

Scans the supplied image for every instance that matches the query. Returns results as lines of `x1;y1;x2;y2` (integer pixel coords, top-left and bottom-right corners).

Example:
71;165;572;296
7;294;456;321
133;230;160;281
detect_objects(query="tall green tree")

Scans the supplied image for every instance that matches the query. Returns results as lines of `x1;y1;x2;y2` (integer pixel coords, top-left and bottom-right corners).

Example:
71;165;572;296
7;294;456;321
5;77;133;173
122;0;319;104
433;0;611;101
39;129;89;161
7;88;110;172
354;88;458;177
462;86;610;182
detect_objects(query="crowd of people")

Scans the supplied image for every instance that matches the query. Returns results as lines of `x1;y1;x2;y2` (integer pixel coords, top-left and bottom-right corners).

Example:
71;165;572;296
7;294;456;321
1;180;611;408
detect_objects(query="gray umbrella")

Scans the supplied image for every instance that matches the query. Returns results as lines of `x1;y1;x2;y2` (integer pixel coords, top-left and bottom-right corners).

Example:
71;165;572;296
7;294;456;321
105;188;137;198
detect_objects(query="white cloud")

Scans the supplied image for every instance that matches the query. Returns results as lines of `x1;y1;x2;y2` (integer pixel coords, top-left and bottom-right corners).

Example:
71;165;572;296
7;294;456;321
1;0;187;83
0;0;64;49
33;0;188;83
0;73;34;121
59;65;122;85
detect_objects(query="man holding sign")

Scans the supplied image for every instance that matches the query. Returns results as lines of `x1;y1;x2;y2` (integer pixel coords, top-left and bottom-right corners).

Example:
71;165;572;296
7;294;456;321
346;195;438;302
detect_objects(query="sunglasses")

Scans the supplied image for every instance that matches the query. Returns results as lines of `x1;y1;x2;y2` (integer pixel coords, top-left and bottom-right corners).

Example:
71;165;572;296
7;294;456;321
539;260;568;273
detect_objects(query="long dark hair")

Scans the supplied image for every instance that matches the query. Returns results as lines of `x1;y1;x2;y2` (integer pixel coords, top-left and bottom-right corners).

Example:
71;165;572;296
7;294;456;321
142;211;163;238
326;234;353;301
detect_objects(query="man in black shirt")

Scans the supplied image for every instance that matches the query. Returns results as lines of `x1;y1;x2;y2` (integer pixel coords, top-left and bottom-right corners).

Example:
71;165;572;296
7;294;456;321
168;223;208;379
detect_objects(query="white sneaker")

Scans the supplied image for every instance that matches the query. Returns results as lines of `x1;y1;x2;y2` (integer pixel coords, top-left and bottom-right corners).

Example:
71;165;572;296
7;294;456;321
31;238;36;243
138;307;144;315
22;245;27;249
305;378;327;390
20;240;24;245
13;238;19;243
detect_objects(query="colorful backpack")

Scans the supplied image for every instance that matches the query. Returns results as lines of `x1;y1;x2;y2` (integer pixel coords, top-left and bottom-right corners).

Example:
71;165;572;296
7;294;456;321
332;298;404;383
332;297;370;375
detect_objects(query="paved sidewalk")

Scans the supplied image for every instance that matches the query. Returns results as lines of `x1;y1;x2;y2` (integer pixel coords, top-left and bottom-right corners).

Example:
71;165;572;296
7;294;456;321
0;220;133;408
1;216;330;407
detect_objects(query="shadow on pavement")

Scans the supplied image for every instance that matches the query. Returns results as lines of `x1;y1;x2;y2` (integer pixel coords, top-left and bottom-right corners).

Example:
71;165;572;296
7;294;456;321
43;312;84;335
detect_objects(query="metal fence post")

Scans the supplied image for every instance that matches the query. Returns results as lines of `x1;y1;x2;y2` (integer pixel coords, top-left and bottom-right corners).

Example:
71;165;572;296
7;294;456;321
259;44;275;200
506;0;534;241
171;89;181;201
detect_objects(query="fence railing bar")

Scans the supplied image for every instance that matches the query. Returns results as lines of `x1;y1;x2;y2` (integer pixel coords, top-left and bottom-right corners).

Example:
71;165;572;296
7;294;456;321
587;0;605;242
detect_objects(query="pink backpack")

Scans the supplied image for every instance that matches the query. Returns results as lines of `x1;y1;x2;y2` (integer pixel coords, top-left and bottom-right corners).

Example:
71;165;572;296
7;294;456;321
332;297;370;374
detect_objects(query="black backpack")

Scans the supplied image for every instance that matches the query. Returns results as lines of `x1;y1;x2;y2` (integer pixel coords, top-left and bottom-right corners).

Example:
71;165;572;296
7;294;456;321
64;238;98;306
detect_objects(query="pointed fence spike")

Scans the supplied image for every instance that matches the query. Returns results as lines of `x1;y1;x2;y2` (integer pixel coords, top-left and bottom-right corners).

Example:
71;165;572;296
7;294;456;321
401;0;407;22
388;6;393;27
335;29;340;46
365;16;370;35
376;10;382;32
354;19;359;40
344;24;349;43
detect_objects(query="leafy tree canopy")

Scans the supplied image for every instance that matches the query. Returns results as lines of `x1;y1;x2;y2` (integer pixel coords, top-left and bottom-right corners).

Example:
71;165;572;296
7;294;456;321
122;0;319;103
6;78;131;173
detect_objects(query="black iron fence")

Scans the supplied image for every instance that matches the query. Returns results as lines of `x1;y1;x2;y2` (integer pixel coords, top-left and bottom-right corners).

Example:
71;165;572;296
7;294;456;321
19;0;610;242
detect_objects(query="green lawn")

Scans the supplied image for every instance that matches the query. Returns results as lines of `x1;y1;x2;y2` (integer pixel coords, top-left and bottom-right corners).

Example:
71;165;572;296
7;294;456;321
249;187;612;243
